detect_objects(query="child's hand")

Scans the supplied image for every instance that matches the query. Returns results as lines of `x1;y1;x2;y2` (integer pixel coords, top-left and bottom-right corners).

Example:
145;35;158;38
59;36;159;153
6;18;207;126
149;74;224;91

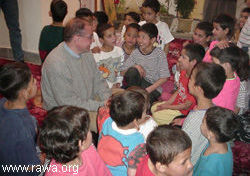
183;40;190;47
171;118;184;126
155;102;169;112
134;65;146;77
91;47;101;53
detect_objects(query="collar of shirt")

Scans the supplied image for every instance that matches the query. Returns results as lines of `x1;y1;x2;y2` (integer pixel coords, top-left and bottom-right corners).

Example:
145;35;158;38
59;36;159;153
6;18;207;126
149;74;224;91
64;42;80;59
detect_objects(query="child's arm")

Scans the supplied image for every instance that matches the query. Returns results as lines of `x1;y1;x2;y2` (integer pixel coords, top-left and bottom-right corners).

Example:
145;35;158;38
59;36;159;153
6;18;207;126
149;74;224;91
164;43;170;56
154;91;178;112
127;143;147;176
161;100;192;111
145;77;167;93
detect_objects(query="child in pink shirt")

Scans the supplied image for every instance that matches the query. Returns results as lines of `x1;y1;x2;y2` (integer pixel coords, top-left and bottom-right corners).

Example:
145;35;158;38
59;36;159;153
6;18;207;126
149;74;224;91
39;106;111;176
203;14;235;62
210;44;248;111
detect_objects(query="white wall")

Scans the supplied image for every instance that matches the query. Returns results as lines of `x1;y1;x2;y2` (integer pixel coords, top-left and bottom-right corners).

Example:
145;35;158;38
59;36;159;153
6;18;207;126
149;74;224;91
0;0;80;54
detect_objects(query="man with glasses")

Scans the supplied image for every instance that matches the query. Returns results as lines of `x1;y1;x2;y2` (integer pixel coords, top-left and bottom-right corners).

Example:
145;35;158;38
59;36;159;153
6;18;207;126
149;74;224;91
41;18;111;132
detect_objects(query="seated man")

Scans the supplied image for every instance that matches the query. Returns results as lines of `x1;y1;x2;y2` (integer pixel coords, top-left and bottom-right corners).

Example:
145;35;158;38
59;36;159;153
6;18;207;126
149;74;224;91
41;17;111;132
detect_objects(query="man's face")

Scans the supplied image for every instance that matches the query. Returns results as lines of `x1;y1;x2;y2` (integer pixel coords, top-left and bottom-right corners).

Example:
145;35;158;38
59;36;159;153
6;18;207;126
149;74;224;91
76;24;93;53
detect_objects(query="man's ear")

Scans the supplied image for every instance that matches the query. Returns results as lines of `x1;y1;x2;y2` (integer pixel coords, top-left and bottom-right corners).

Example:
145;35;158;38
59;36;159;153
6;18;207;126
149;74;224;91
49;11;52;17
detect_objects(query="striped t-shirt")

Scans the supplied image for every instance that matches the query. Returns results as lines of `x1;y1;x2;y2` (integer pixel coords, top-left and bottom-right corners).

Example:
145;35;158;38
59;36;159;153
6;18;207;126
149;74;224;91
121;47;170;92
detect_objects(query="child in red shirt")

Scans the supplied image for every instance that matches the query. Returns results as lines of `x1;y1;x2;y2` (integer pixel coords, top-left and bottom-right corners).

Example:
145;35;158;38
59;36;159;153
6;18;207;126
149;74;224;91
152;43;205;125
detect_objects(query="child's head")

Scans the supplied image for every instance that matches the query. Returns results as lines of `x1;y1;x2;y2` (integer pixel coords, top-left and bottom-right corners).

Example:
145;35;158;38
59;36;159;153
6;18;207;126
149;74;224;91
239;7;250;28
188;63;226;99
212;14;235;40
210;43;249;80
75;8;97;31
193;21;213;48
147;125;193;176
110;90;147;128
93;11;109;25
137;23;158;51
141;0;160;23
178;43;205;72
127;86;150;113
96;23;116;47
124;12;140;26
39;106;91;164
50;0;67;23
124;23;140;48
0;62;37;102
201;106;239;143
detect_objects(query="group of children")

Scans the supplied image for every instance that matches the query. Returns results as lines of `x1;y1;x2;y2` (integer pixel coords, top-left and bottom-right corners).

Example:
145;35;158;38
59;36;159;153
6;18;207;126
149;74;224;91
0;0;249;175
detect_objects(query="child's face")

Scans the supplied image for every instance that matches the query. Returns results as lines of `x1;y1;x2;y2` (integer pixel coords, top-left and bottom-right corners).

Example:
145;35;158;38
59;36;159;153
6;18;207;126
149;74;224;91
141;7;157;23
164;148;193;176
102;27;116;47
212;22;228;41
178;49;194;72
137;31;154;52
239;12;249;28
124;15;136;26
193;28;210;48
124;27;138;47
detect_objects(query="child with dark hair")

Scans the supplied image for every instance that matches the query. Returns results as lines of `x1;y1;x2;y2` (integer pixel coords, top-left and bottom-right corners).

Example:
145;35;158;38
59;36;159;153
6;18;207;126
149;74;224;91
210;43;248;112
136;125;193;176
93;11;109;25
193;106;239;176
121;23;170;104
152;43;205;125
97;90;149;176
203;14;235;62
234;7;250;43
39;105;111;176
39;0;67;63
75;7;101;52
181;62;226;165
0;63;40;175
122;23;140;61
139;0;174;55
193;21;213;51
121;12;141;41
94;23;124;88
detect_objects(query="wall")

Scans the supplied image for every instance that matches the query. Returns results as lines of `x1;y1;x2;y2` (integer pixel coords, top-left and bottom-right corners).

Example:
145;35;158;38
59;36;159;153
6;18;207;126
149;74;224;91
0;0;80;54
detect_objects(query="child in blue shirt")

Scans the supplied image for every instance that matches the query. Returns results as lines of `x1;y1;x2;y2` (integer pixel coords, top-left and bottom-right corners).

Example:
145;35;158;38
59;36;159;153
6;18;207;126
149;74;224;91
97;90;149;176
194;106;239;176
0;63;40;176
